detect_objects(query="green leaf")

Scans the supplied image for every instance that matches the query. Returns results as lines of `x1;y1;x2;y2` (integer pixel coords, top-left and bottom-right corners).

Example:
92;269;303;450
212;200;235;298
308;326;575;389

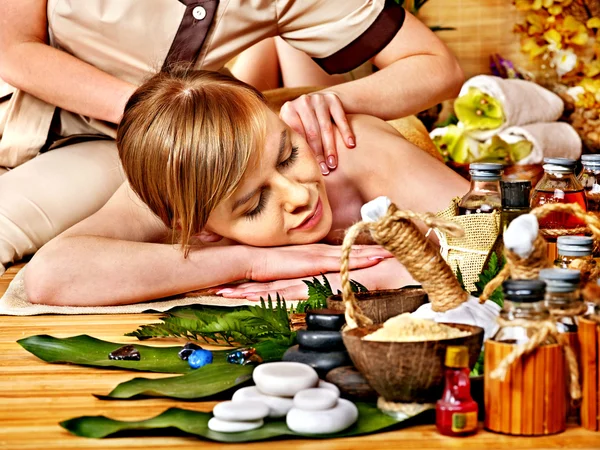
455;264;466;292
17;335;193;373
101;363;253;400
474;253;505;307
61;403;432;442
127;296;292;345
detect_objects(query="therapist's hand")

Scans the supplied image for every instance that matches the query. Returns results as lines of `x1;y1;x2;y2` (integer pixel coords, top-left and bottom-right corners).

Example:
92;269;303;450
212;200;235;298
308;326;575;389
279;91;355;175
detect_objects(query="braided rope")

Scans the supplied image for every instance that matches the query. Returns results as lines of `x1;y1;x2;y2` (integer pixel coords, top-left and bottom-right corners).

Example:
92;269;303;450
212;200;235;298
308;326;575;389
548;303;589;318
490;318;581;401
480;235;550;302
569;258;600;284
531;203;600;237
481;202;600;302
341;203;468;329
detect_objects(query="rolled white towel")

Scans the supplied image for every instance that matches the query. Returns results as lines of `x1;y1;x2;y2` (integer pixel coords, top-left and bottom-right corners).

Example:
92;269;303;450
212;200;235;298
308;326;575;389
497;122;582;165
458;75;564;141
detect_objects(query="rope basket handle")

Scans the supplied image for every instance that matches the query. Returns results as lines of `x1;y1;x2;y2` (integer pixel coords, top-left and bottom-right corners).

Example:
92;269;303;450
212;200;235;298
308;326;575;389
481;202;600;302
340;203;468;329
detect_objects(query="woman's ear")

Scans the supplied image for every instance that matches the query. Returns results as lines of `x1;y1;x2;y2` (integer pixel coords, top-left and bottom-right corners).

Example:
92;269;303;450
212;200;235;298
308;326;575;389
197;229;223;243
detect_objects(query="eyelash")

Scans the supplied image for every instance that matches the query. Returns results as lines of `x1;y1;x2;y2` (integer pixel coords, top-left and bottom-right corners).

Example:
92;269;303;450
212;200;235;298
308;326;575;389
244;145;299;220
245;189;269;219
278;145;299;169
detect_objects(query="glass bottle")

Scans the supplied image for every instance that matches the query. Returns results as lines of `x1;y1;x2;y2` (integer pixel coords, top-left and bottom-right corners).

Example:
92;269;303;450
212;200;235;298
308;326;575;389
579;154;600;217
500;180;531;233
579;154;600;258
538;268;582;333
459;163;503;215
436;345;479;437
492;279;557;345
530;157;587;243
588;279;600;317
554;235;595;270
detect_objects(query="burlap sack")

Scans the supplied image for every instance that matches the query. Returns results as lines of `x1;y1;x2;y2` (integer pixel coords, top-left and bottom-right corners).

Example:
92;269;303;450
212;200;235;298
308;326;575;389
435;197;501;293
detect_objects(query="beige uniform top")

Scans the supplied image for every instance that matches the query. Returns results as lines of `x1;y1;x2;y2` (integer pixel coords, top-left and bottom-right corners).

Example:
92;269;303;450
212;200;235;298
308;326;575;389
0;0;405;168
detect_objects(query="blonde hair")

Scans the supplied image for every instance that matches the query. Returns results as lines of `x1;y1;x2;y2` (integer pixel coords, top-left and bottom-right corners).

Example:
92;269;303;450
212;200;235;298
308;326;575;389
117;68;267;254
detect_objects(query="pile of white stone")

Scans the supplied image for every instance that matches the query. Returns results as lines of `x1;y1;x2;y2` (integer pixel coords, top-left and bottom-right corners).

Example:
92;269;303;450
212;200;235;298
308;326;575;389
208;362;358;434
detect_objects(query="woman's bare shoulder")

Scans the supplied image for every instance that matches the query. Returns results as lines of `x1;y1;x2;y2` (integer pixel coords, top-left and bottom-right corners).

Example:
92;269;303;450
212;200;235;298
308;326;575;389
335;114;413;176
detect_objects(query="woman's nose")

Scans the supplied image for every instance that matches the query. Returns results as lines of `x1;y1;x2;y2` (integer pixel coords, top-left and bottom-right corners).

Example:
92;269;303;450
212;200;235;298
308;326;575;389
276;175;311;214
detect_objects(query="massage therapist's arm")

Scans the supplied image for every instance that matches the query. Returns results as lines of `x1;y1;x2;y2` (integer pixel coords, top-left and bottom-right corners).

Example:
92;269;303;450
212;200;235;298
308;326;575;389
0;0;136;124
24;183;387;306
324;12;464;120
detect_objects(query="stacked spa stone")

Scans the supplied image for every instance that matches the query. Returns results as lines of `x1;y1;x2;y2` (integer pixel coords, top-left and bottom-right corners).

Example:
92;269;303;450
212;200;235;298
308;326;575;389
208;362;358;434
282;309;351;376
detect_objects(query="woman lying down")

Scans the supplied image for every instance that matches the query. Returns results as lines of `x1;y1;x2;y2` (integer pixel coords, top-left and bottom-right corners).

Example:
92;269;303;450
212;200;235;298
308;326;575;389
25;69;468;306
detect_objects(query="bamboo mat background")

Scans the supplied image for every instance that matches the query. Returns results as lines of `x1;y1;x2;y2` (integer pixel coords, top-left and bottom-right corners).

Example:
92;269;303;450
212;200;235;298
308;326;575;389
420;0;528;79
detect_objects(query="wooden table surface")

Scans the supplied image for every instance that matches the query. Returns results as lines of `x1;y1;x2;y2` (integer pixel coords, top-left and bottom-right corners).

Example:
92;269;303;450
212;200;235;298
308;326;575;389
1;263;598;450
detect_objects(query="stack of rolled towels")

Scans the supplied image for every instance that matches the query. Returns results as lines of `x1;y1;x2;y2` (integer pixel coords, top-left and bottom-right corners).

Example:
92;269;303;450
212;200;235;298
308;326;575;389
431;75;582;165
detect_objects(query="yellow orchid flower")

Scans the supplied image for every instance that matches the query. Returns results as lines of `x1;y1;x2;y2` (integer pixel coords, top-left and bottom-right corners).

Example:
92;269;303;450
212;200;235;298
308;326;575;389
521;37;548;58
560;15;590;46
544;28;563;47
588;18;600;29
583;60;600;78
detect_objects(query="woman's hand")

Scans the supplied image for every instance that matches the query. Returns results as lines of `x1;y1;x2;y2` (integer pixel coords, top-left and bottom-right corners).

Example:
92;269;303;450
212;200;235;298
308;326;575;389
279;92;355;175
244;243;392;284
219;258;415;300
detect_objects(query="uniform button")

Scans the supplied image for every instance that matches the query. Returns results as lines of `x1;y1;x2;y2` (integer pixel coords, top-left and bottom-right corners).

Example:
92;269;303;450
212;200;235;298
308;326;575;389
192;5;207;20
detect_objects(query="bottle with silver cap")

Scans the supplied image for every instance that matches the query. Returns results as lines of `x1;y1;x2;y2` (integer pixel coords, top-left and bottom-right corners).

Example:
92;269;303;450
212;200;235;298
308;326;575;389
458;163;503;215
492;279;557;345
554;235;596;273
579;155;600;258
530;157;587;243
538;268;583;333
579;154;600;215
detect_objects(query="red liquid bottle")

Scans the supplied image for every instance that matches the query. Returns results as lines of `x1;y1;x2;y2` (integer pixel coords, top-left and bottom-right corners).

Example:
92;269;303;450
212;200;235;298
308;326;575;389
436;346;478;437
530;158;587;243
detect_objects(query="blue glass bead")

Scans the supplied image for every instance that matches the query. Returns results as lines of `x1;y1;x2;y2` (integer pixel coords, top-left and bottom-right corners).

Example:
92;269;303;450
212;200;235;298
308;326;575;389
178;342;203;361
226;347;262;365
187;349;213;369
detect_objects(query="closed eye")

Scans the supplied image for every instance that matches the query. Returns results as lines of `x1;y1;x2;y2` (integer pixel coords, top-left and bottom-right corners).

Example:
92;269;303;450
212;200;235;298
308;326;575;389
278;145;299;169
245;189;270;220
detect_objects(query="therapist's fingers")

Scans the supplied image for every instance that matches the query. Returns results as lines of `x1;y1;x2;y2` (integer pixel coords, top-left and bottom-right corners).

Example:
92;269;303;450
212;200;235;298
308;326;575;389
325;92;355;149
311;94;337;170
279;102;305;142
281;96;328;175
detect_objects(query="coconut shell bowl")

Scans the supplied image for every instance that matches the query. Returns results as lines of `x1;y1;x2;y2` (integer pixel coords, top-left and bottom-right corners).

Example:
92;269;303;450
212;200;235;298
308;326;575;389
338;203;484;405
326;287;427;324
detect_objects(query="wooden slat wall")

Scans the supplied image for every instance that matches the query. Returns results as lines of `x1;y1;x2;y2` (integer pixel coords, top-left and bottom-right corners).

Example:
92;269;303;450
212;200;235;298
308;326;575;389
419;0;528;79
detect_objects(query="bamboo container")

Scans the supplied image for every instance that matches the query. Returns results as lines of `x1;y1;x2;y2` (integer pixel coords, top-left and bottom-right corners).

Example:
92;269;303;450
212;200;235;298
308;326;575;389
485;341;567;435
579;317;600;431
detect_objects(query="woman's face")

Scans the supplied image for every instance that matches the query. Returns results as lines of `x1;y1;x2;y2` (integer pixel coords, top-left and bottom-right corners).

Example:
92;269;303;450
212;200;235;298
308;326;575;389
206;109;333;246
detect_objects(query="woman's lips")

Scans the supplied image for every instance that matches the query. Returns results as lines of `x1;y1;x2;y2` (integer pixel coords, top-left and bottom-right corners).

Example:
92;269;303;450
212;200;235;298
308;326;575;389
293;198;323;231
